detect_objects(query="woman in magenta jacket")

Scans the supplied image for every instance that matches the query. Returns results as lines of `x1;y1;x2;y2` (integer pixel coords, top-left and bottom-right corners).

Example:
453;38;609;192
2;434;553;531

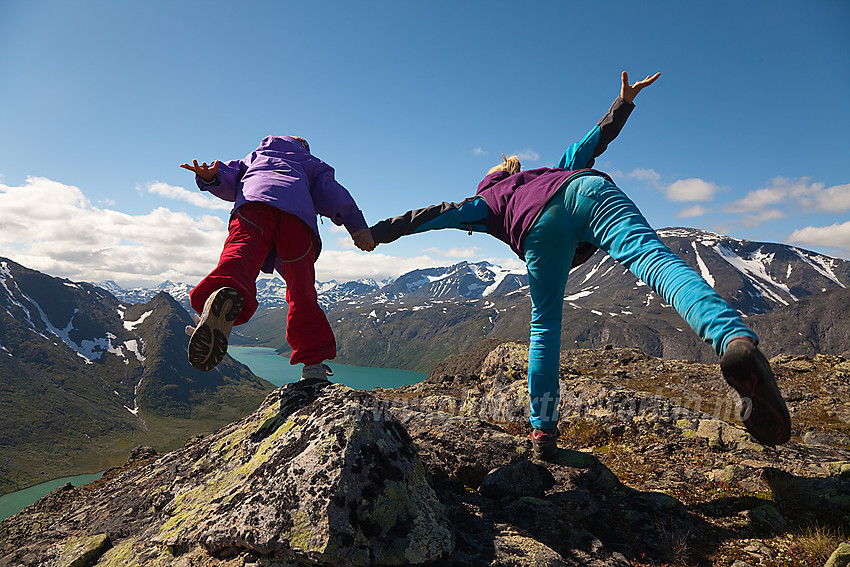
370;73;790;457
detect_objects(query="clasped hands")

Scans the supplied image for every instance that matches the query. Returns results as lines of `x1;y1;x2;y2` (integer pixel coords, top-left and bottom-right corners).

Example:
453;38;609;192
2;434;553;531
352;228;376;252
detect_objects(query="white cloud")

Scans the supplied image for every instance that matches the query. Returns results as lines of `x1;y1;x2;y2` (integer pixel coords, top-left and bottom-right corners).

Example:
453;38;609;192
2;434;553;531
0;176;491;287
677;205;709;219
664;178;719;202
0;176;227;287
725;177;850;215
620;169;721;205
624;168;661;185
724;187;787;213
515;149;540;162
145;181;231;210
314;250;445;282
473;147;487;157
420;246;482;258
787;220;850;251
803;182;850;213
336;235;356;250
738;209;785;228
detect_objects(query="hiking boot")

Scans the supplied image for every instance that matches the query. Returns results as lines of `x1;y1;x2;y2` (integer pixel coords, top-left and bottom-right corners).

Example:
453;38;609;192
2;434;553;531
532;427;559;460
720;337;791;446
301;363;334;381
187;287;243;371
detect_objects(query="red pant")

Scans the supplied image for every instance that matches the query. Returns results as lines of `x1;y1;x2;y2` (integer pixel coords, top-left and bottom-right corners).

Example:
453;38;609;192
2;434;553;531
190;202;336;365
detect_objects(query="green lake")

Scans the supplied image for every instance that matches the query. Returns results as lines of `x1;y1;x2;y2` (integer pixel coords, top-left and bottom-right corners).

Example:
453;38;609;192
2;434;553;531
227;346;426;389
0;472;104;522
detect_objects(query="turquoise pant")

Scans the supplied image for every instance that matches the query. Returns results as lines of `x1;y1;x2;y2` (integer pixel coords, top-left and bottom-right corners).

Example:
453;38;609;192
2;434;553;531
523;175;757;429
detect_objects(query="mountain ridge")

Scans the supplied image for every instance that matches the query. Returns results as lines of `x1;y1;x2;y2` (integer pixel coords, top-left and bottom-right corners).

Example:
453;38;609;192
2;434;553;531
95;227;850;372
0;257;273;496
99;227;850;316
138;227;845;371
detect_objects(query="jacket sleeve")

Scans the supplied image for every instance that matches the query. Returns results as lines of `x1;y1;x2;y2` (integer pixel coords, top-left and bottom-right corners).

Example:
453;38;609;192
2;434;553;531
371;197;488;244
307;161;368;234
197;159;245;202
556;96;635;170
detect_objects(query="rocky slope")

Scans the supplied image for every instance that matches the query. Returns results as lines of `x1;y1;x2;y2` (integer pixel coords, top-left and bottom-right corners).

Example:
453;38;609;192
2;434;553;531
3;341;849;566
749;286;850;360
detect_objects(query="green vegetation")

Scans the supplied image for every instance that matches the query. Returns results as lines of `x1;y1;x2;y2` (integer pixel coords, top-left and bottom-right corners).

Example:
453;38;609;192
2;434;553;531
0;405;270;497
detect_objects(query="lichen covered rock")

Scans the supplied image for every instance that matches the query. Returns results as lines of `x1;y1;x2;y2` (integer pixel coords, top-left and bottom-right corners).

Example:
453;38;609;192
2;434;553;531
1;380;453;566
154;382;452;565
5;340;850;567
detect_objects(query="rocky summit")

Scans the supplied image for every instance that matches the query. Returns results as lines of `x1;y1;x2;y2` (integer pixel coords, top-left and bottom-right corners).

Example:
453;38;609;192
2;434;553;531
2;341;850;566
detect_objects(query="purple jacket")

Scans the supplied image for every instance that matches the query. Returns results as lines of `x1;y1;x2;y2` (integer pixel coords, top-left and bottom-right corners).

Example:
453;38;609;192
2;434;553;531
198;136;368;266
476;167;610;257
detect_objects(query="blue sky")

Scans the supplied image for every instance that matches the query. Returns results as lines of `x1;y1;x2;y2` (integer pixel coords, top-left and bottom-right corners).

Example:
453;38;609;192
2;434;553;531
1;0;848;287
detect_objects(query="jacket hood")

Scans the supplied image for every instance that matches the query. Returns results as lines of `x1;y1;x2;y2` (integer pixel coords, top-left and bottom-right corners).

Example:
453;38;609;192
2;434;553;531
476;170;512;193
257;136;309;154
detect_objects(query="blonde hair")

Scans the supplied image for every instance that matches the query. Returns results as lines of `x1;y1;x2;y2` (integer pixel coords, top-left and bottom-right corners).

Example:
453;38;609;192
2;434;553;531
488;154;521;175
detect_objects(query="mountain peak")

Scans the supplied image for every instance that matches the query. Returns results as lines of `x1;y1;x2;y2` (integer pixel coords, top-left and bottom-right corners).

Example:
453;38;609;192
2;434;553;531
656;226;736;243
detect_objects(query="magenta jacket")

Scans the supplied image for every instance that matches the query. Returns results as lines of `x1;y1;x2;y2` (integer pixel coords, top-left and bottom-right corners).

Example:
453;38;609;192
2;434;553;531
197;136;368;267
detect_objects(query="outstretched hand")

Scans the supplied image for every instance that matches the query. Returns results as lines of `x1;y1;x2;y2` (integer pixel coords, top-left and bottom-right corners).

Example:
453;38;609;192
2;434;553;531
179;159;220;182
352;228;376;252
620;71;661;104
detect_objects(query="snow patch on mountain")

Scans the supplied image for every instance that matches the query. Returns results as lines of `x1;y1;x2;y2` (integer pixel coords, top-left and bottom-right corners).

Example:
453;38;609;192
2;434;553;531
565;289;595;301
580;255;611;284
658;227;732;245
99;280;194;305
713;244;793;305
692;241;715;288
793;248;846;288
124;310;153;331
1;262;41;331
1;263;152;369
2;264;99;361
30;303;107;364
125;373;145;417
124;339;145;363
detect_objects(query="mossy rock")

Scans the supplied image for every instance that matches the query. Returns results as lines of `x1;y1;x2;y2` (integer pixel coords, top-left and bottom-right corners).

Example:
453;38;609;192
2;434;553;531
56;533;109;567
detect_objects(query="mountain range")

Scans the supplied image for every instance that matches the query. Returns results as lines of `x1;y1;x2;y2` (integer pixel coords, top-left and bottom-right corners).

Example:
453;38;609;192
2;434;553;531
0;258;272;495
99;227;848;372
3;226;848;493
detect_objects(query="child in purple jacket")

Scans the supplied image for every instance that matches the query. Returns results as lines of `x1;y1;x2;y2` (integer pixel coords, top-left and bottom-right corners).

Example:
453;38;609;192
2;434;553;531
369;73;790;457
181;136;375;379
